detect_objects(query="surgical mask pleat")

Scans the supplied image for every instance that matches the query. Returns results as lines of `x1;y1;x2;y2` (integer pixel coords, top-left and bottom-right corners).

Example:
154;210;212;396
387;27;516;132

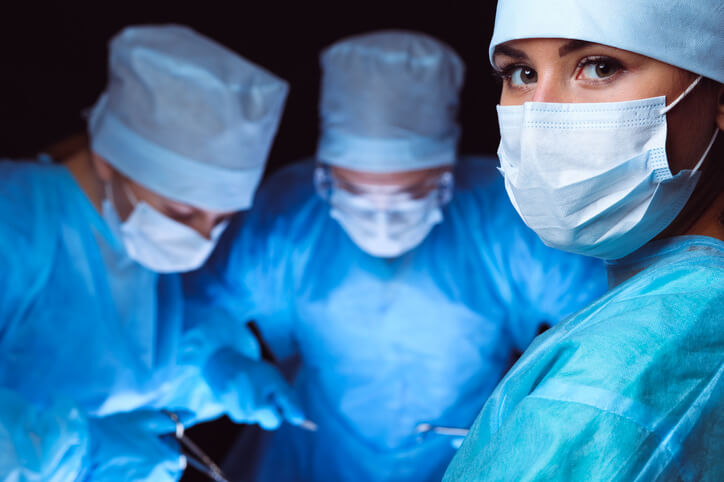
505;149;662;220
496;76;710;260
329;188;444;258
103;183;227;272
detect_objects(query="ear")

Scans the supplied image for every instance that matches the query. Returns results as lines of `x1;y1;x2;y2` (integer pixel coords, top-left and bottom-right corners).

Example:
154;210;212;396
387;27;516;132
716;82;724;131
90;151;114;182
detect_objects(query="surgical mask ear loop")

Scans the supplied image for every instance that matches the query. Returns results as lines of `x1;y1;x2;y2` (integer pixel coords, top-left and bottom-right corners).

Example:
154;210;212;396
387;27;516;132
659;75;703;115
690;129;719;174
104;182;114;207
104;180;127;219
436;171;454;206
121;180;140;208
106;176;140;213
658;74;718;177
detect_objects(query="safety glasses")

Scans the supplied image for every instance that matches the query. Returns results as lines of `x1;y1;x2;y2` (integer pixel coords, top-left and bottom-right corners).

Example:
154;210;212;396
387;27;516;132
314;164;454;210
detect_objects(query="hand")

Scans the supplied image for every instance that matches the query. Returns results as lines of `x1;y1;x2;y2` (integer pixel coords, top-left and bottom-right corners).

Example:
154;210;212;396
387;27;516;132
0;391;88;482
86;410;187;482
204;347;306;430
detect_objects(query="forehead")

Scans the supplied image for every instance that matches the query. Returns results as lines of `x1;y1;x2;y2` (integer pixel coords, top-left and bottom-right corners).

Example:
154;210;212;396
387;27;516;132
492;38;640;64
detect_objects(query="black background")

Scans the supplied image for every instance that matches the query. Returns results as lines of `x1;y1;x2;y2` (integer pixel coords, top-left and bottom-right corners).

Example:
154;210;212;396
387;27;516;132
0;1;501;171
1;2;500;480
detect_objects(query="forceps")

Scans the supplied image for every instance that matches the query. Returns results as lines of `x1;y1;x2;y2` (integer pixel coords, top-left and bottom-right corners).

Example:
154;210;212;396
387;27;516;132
164;411;230;482
415;423;469;437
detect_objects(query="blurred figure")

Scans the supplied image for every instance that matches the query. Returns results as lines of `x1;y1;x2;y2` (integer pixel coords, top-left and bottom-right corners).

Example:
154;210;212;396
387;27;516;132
186;31;608;481
444;0;724;480
0;390;87;481
0;24;287;480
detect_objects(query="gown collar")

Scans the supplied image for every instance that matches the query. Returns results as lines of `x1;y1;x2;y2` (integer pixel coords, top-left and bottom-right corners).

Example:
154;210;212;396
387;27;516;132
605;235;724;287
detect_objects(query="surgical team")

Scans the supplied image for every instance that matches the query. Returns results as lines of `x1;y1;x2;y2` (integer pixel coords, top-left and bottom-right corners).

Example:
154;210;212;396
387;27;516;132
0;0;721;481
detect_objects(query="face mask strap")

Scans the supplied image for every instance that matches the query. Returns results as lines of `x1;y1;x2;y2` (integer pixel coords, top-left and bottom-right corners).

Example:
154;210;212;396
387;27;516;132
437;172;455;206
104;182;115;206
121;180;140;207
314;166;333;202
660;75;703;115
104;181;128;222
691;128;720;174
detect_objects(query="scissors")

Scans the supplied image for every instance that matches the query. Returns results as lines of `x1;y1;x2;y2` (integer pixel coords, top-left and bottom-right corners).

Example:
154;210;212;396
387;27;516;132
164;411;230;482
297;419;319;431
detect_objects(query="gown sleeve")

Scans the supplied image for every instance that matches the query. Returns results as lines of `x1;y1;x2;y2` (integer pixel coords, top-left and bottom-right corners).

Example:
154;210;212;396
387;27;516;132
445;256;724;482
182;164;315;364
0;162;58;330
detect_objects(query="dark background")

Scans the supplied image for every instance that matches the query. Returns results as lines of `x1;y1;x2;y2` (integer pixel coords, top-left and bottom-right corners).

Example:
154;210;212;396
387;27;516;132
0;1;501;170
1;2;500;480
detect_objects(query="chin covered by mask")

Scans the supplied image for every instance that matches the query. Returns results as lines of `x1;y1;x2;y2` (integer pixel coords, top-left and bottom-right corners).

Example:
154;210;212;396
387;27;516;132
102;183;228;273
317;169;453;258
497;76;718;260
330;190;443;258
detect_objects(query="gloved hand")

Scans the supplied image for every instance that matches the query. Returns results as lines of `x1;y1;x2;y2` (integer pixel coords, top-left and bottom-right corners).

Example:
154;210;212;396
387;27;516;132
85;410;187;482
0;390;88;482
203;347;306;430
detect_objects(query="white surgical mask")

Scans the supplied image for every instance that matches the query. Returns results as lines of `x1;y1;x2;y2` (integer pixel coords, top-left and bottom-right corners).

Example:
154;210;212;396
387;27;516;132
103;182;228;273
497;75;719;260
329;188;444;258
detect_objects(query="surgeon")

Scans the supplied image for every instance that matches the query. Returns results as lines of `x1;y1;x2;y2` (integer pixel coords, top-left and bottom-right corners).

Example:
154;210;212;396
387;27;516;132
0;25;291;480
443;0;724;480
185;31;608;482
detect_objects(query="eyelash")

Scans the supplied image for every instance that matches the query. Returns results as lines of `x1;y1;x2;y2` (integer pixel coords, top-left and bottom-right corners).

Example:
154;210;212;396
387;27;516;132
576;56;624;81
493;56;625;84
492;64;525;82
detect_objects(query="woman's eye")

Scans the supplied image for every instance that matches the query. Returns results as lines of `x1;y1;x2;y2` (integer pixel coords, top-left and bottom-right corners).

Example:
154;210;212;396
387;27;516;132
509;66;538;86
578;60;620;80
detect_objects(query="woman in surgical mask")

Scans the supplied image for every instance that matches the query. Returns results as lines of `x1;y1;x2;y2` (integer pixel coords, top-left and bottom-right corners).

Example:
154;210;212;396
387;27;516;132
444;0;723;480
0;25;289;480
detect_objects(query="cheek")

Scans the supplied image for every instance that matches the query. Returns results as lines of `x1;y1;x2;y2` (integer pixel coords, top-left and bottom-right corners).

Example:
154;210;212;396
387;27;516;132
500;87;525;106
109;178;134;221
665;89;719;173
115;196;136;222
186;216;215;240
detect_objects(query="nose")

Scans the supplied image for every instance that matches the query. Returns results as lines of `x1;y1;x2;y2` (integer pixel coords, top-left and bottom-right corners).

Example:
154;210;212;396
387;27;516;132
531;71;570;103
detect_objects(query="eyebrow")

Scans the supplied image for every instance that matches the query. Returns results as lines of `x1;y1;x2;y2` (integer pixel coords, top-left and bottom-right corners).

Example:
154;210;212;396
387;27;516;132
558;40;595;57
492;44;529;63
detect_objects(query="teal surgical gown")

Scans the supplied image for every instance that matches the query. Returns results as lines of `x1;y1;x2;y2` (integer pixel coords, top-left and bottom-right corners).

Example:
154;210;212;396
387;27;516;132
0;160;253;479
185;157;608;482
444;235;724;481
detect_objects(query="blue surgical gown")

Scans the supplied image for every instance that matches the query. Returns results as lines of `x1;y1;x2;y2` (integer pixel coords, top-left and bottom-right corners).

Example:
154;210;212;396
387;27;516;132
0;160;251;478
185;157;608;481
443;235;724;481
0;389;87;481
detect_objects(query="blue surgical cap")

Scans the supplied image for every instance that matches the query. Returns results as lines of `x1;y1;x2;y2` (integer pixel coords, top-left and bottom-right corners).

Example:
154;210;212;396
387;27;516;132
316;31;465;173
490;0;724;84
89;25;289;212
